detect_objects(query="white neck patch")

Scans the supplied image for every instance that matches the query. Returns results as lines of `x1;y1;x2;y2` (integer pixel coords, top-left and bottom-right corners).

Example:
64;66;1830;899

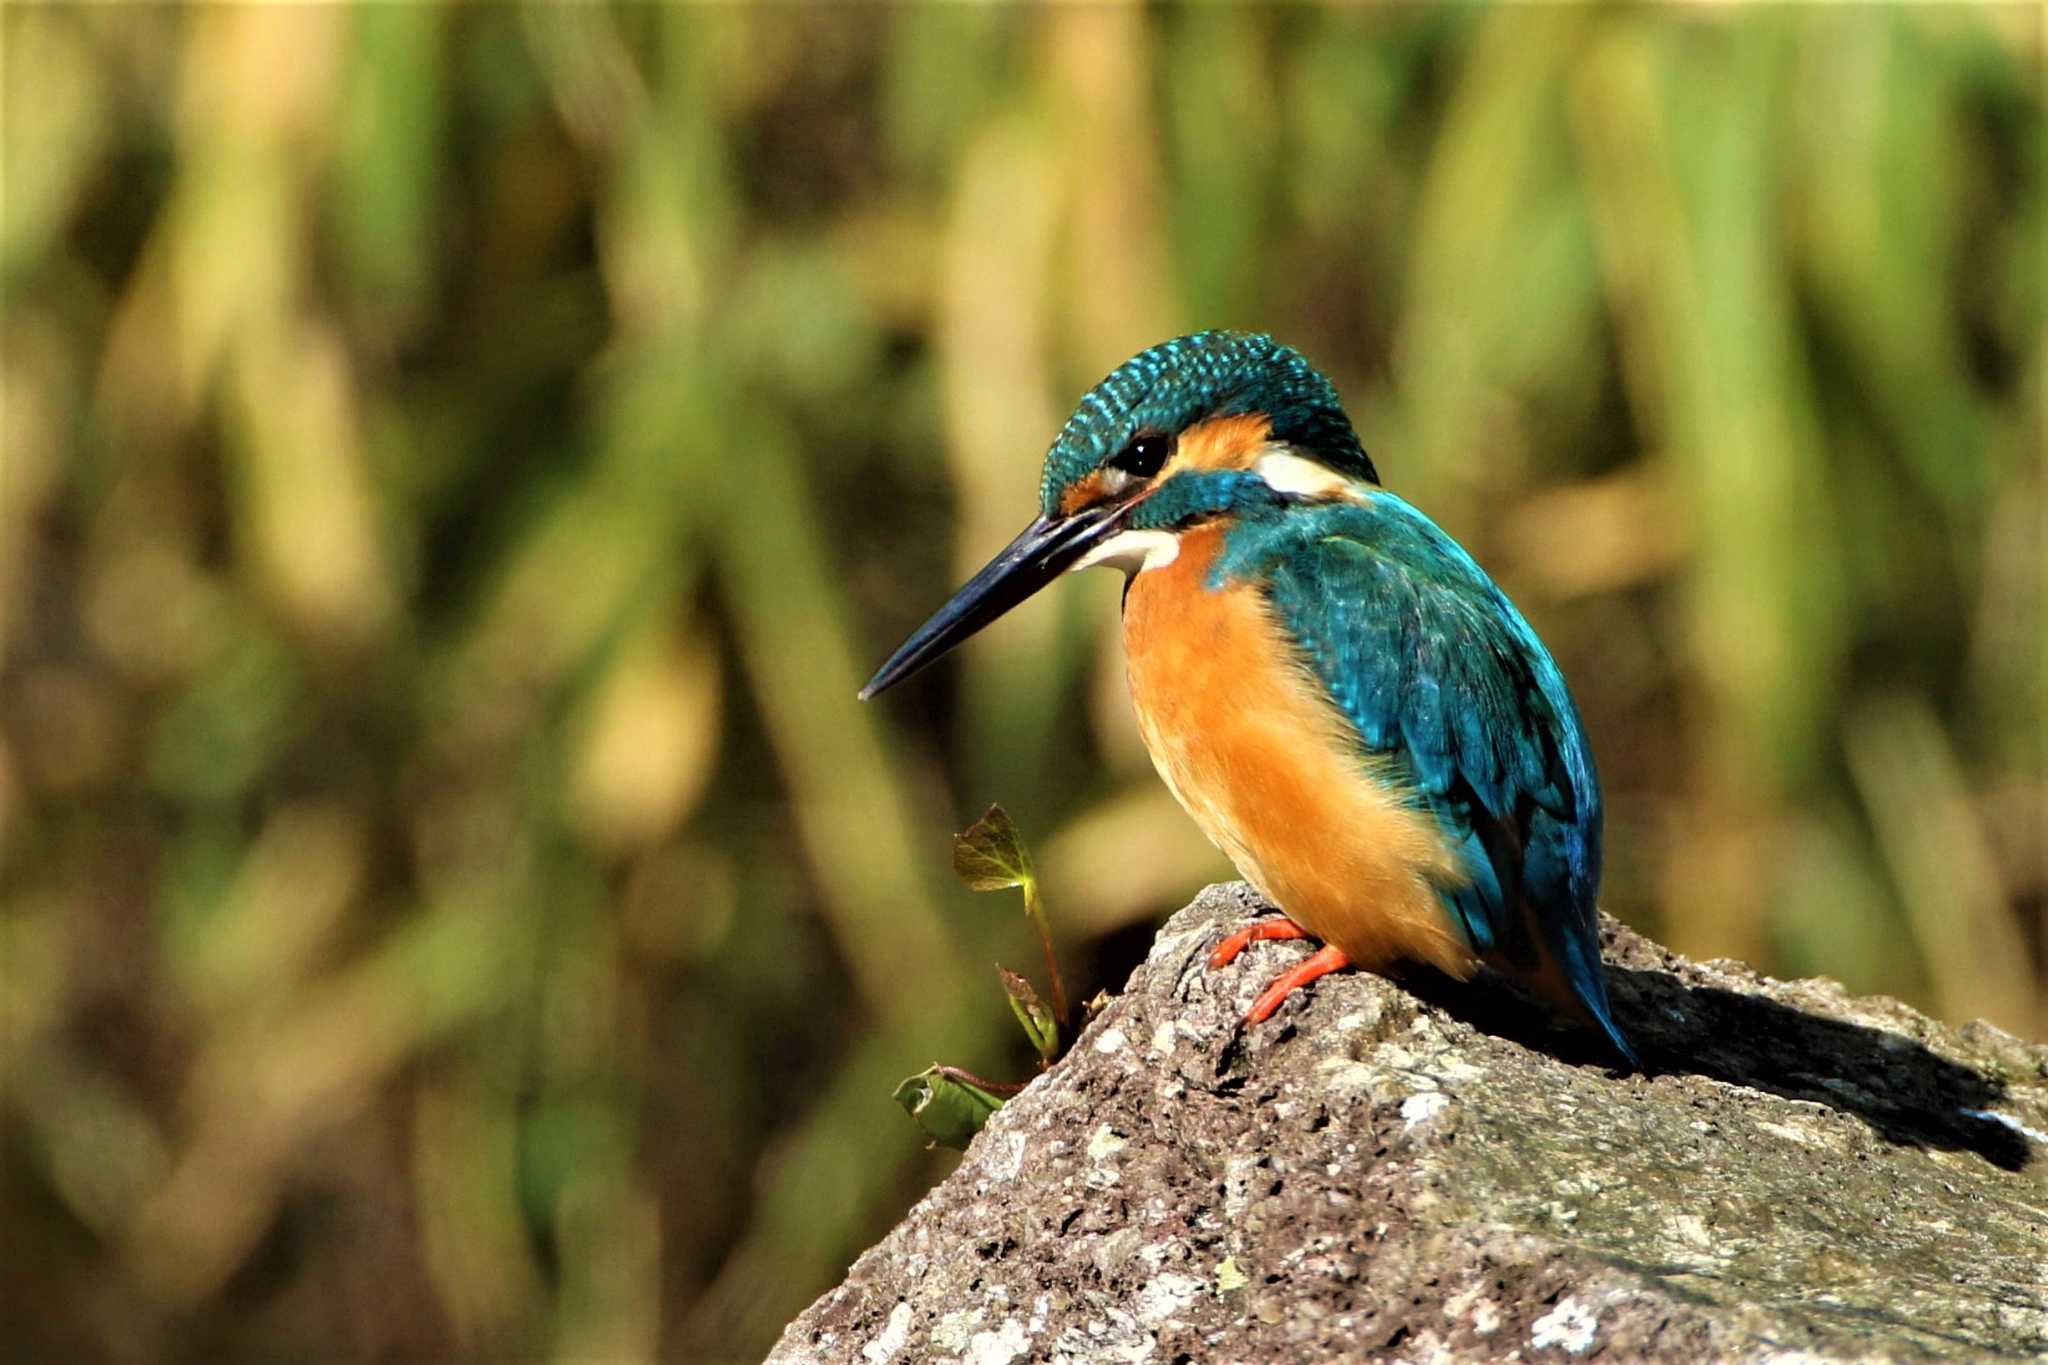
1251;449;1369;501
1071;528;1180;575
1066;450;1364;578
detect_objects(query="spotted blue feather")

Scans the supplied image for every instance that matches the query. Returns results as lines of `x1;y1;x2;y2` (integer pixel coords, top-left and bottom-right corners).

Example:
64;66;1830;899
1038;331;1376;514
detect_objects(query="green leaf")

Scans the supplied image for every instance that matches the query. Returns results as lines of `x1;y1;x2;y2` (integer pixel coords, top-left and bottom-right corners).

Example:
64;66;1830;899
892;1066;1005;1150
951;803;1035;893
953;803;1068;1026
998;966;1059;1061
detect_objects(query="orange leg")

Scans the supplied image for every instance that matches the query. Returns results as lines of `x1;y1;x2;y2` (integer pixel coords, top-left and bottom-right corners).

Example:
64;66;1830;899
1243;944;1352;1025
1207;918;1354;1025
1207;916;1311;969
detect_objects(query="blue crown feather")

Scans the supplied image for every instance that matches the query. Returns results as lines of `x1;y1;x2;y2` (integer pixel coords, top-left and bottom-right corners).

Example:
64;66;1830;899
1038;331;1377;515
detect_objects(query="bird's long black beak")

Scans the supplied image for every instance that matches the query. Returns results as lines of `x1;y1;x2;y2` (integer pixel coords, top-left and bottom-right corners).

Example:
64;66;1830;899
859;505;1122;700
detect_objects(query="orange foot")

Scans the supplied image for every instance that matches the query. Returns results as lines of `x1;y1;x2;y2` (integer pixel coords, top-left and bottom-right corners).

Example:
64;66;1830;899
1207;915;1310;970
1207;917;1354;1025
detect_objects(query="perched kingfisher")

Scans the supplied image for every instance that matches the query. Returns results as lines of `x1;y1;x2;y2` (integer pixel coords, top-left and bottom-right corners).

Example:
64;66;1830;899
861;332;1637;1068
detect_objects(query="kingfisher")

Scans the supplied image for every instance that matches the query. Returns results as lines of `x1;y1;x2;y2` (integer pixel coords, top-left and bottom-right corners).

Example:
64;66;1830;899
861;331;1637;1069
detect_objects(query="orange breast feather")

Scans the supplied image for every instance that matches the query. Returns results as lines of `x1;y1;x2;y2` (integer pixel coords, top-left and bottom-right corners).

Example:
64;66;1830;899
1122;526;1478;978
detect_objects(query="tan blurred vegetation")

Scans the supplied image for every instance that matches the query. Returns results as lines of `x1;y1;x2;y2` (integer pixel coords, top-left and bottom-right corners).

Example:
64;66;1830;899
1;6;2040;1362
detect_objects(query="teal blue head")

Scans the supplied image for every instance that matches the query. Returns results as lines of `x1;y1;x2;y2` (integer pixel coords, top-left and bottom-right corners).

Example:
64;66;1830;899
861;331;1375;698
1036;330;1375;513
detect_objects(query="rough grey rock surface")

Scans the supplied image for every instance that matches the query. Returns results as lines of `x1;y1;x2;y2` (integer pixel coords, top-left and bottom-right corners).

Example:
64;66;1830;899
771;883;2048;1363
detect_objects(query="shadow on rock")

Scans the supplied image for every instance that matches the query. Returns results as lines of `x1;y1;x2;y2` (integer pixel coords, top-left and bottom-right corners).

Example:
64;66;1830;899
1615;967;2029;1172
1403;962;2029;1172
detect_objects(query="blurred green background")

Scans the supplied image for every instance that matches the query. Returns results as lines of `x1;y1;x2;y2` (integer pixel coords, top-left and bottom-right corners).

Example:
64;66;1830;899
2;5;2040;1362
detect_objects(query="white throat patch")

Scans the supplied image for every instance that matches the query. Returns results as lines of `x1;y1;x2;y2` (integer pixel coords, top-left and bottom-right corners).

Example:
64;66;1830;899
1071;529;1180;575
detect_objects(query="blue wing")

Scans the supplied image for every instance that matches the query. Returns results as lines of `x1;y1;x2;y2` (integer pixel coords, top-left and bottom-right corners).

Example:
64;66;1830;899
1215;494;1634;1065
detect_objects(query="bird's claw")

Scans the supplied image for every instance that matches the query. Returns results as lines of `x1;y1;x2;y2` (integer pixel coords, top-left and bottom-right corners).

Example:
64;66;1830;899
1206;915;1310;970
1239;944;1350;1025
1207;916;1349;1025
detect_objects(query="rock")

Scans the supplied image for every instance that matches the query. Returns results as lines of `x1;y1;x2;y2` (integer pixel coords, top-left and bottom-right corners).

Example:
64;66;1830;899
770;883;2048;1363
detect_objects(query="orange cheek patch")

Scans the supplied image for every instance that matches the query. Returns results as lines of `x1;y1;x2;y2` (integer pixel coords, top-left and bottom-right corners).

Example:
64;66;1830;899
1172;412;1274;472
1059;471;1110;516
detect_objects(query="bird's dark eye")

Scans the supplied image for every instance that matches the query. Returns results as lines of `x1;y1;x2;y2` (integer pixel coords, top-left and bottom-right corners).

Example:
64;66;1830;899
1109;433;1173;479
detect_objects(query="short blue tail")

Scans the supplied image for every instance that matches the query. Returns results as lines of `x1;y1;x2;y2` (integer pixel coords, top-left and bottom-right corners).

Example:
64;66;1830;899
1546;912;1640;1070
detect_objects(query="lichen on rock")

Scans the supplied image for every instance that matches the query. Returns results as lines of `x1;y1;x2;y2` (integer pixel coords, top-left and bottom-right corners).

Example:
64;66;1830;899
772;883;2048;1363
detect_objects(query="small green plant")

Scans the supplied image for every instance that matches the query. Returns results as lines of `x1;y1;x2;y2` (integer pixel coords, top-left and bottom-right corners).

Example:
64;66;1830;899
893;804;1072;1149
890;1066;1016;1150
